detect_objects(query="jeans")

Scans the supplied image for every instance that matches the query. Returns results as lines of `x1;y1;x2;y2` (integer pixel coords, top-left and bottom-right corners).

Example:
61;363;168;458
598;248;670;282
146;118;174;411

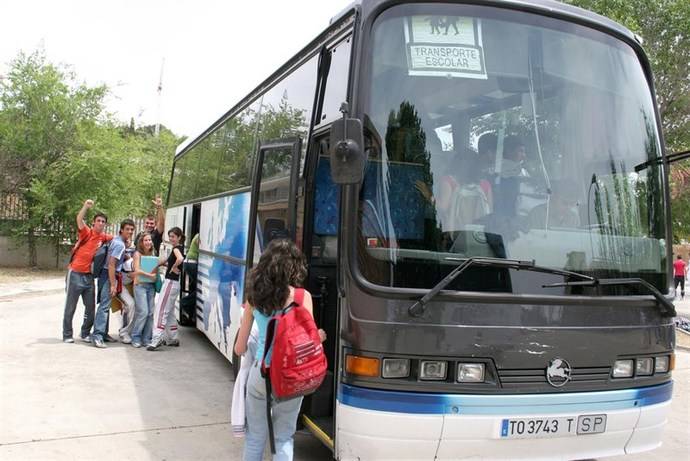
243;364;303;461
93;278;115;341
132;283;156;344
62;270;96;339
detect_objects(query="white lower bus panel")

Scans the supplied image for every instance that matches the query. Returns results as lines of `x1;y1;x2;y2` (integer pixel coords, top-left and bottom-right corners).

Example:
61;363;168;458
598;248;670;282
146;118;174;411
335;382;671;460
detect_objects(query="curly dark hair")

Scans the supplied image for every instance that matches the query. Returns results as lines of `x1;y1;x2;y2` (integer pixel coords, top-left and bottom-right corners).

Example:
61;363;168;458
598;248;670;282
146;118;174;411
247;239;307;315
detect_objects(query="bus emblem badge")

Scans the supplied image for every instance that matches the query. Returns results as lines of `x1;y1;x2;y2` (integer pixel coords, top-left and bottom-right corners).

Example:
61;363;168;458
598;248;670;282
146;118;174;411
546;358;572;387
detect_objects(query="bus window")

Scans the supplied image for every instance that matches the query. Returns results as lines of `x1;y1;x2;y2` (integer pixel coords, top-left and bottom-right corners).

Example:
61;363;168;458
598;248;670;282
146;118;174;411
359;5;667;293
256;54;318;177
317;37;352;127
251;142;299;257
312;142;340;263
216;101;262;193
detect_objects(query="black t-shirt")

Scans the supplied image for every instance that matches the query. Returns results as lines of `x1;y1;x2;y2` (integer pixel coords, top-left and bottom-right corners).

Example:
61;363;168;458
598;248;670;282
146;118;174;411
165;245;185;281
134;229;163;256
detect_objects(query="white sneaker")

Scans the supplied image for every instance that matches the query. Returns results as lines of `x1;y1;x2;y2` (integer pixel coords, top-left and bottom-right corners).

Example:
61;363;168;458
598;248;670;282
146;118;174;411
146;337;163;351
120;334;132;344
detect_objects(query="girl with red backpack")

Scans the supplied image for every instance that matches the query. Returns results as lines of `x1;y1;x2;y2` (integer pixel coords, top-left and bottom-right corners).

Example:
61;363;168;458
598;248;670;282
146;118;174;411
234;239;326;461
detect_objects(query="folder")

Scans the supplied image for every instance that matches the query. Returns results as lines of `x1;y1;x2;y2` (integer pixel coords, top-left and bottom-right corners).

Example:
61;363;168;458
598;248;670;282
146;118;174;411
139;255;158;282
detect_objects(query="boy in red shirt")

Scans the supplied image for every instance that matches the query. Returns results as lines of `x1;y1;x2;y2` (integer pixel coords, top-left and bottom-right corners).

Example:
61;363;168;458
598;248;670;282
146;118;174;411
674;255;687;300
62;199;113;343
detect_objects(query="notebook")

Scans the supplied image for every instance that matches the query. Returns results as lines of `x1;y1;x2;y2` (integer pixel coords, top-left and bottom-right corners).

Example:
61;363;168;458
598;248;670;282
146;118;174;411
139;255;158;282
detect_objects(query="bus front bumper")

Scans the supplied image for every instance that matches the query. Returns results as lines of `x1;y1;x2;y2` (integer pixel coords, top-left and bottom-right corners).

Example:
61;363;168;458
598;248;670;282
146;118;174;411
335;382;672;460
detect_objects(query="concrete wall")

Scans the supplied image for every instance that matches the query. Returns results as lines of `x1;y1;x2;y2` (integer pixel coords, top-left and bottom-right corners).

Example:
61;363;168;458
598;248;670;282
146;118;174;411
0;236;71;269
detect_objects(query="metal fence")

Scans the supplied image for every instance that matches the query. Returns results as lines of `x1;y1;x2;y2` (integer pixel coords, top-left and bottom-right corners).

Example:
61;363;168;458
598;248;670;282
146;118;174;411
0;193;28;221
104;217;149;236
0;194;151;241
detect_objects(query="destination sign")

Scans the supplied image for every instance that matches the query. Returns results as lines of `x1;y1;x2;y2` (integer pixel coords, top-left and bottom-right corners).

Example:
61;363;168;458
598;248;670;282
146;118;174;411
405;15;488;79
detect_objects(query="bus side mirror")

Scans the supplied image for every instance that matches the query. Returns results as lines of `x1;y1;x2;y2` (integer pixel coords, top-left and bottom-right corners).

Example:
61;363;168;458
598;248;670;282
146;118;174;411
329;105;364;185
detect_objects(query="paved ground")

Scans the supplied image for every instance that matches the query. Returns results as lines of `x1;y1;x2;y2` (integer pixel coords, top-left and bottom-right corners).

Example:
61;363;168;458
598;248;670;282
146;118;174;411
0;290;330;460
0;285;687;460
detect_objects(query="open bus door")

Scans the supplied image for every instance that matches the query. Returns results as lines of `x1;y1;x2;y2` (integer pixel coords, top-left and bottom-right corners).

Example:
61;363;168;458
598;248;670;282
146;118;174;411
246;138;301;259
239;136;302;376
179;203;201;326
301;134;339;452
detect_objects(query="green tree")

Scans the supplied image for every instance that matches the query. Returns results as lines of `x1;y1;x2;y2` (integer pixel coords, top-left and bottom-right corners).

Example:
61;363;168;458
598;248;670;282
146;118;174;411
0;51;183;266
564;0;690;240
0;51;106;266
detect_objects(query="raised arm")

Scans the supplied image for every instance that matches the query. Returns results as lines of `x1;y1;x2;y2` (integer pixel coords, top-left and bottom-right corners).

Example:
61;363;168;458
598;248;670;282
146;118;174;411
76;199;94;230
153;194;165;234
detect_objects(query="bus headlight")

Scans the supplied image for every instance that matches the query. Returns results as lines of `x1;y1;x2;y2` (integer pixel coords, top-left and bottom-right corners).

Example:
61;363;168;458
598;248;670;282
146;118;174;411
654;356;669;373
420;361;447;380
457;363;485;382
635;358;653;376
612;359;634;378
382;358;410;378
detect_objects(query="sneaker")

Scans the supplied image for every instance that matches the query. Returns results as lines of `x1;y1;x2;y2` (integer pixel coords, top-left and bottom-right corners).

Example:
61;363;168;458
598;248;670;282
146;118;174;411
63;338;75;343
131;341;142;348
120;334;132;344
146;338;163;351
103;334;118;343
93;337;107;348
165;339;180;347
80;335;92;343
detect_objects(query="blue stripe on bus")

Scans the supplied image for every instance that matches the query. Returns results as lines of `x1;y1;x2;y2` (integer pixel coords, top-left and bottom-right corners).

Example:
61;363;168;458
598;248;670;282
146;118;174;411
337;381;672;415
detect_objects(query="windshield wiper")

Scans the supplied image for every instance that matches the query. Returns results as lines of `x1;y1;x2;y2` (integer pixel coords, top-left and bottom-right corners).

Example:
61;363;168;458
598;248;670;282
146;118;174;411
634;149;690;172
408;257;595;317
543;278;676;317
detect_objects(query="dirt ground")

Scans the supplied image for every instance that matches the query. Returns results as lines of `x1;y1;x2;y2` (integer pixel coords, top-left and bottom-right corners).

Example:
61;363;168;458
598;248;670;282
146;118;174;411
0;267;64;284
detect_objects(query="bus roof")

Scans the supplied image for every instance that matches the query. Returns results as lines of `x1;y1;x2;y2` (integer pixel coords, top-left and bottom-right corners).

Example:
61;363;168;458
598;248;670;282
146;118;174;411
174;0;640;158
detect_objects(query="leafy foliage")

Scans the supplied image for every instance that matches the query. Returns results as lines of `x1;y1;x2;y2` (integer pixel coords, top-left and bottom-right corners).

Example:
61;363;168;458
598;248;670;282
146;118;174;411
563;0;690;240
0;51;182;265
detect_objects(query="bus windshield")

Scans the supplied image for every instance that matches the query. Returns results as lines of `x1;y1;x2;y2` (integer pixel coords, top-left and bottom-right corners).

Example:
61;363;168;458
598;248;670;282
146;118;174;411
358;4;668;294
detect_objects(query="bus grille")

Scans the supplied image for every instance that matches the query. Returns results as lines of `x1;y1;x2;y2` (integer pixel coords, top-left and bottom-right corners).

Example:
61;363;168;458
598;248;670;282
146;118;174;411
497;366;611;388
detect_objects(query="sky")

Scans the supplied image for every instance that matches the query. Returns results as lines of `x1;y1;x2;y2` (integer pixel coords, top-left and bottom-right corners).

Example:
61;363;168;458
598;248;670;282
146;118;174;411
0;0;352;139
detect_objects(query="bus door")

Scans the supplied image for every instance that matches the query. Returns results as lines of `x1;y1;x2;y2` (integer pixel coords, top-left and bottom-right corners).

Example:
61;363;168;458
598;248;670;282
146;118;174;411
179;203;201;326
300;134;339;450
247;138;302;262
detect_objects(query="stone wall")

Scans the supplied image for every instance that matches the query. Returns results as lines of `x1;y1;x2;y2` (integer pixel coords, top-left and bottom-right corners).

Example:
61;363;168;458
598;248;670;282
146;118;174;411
0;236;71;269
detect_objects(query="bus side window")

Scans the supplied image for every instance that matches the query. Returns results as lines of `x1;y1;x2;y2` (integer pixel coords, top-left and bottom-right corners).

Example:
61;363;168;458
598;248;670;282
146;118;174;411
312;150;340;263
316;37;352;128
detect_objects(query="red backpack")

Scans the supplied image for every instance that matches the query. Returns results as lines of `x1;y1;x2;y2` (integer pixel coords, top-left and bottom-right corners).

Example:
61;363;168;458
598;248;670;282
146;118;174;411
261;288;327;453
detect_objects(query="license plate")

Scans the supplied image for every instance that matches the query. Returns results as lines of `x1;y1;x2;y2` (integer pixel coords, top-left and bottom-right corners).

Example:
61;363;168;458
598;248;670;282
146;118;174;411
500;414;607;439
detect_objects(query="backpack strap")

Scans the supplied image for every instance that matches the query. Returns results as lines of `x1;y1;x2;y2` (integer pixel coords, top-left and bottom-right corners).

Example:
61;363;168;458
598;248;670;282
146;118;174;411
293;287;304;306
69;230;90;264
261;315;278;455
